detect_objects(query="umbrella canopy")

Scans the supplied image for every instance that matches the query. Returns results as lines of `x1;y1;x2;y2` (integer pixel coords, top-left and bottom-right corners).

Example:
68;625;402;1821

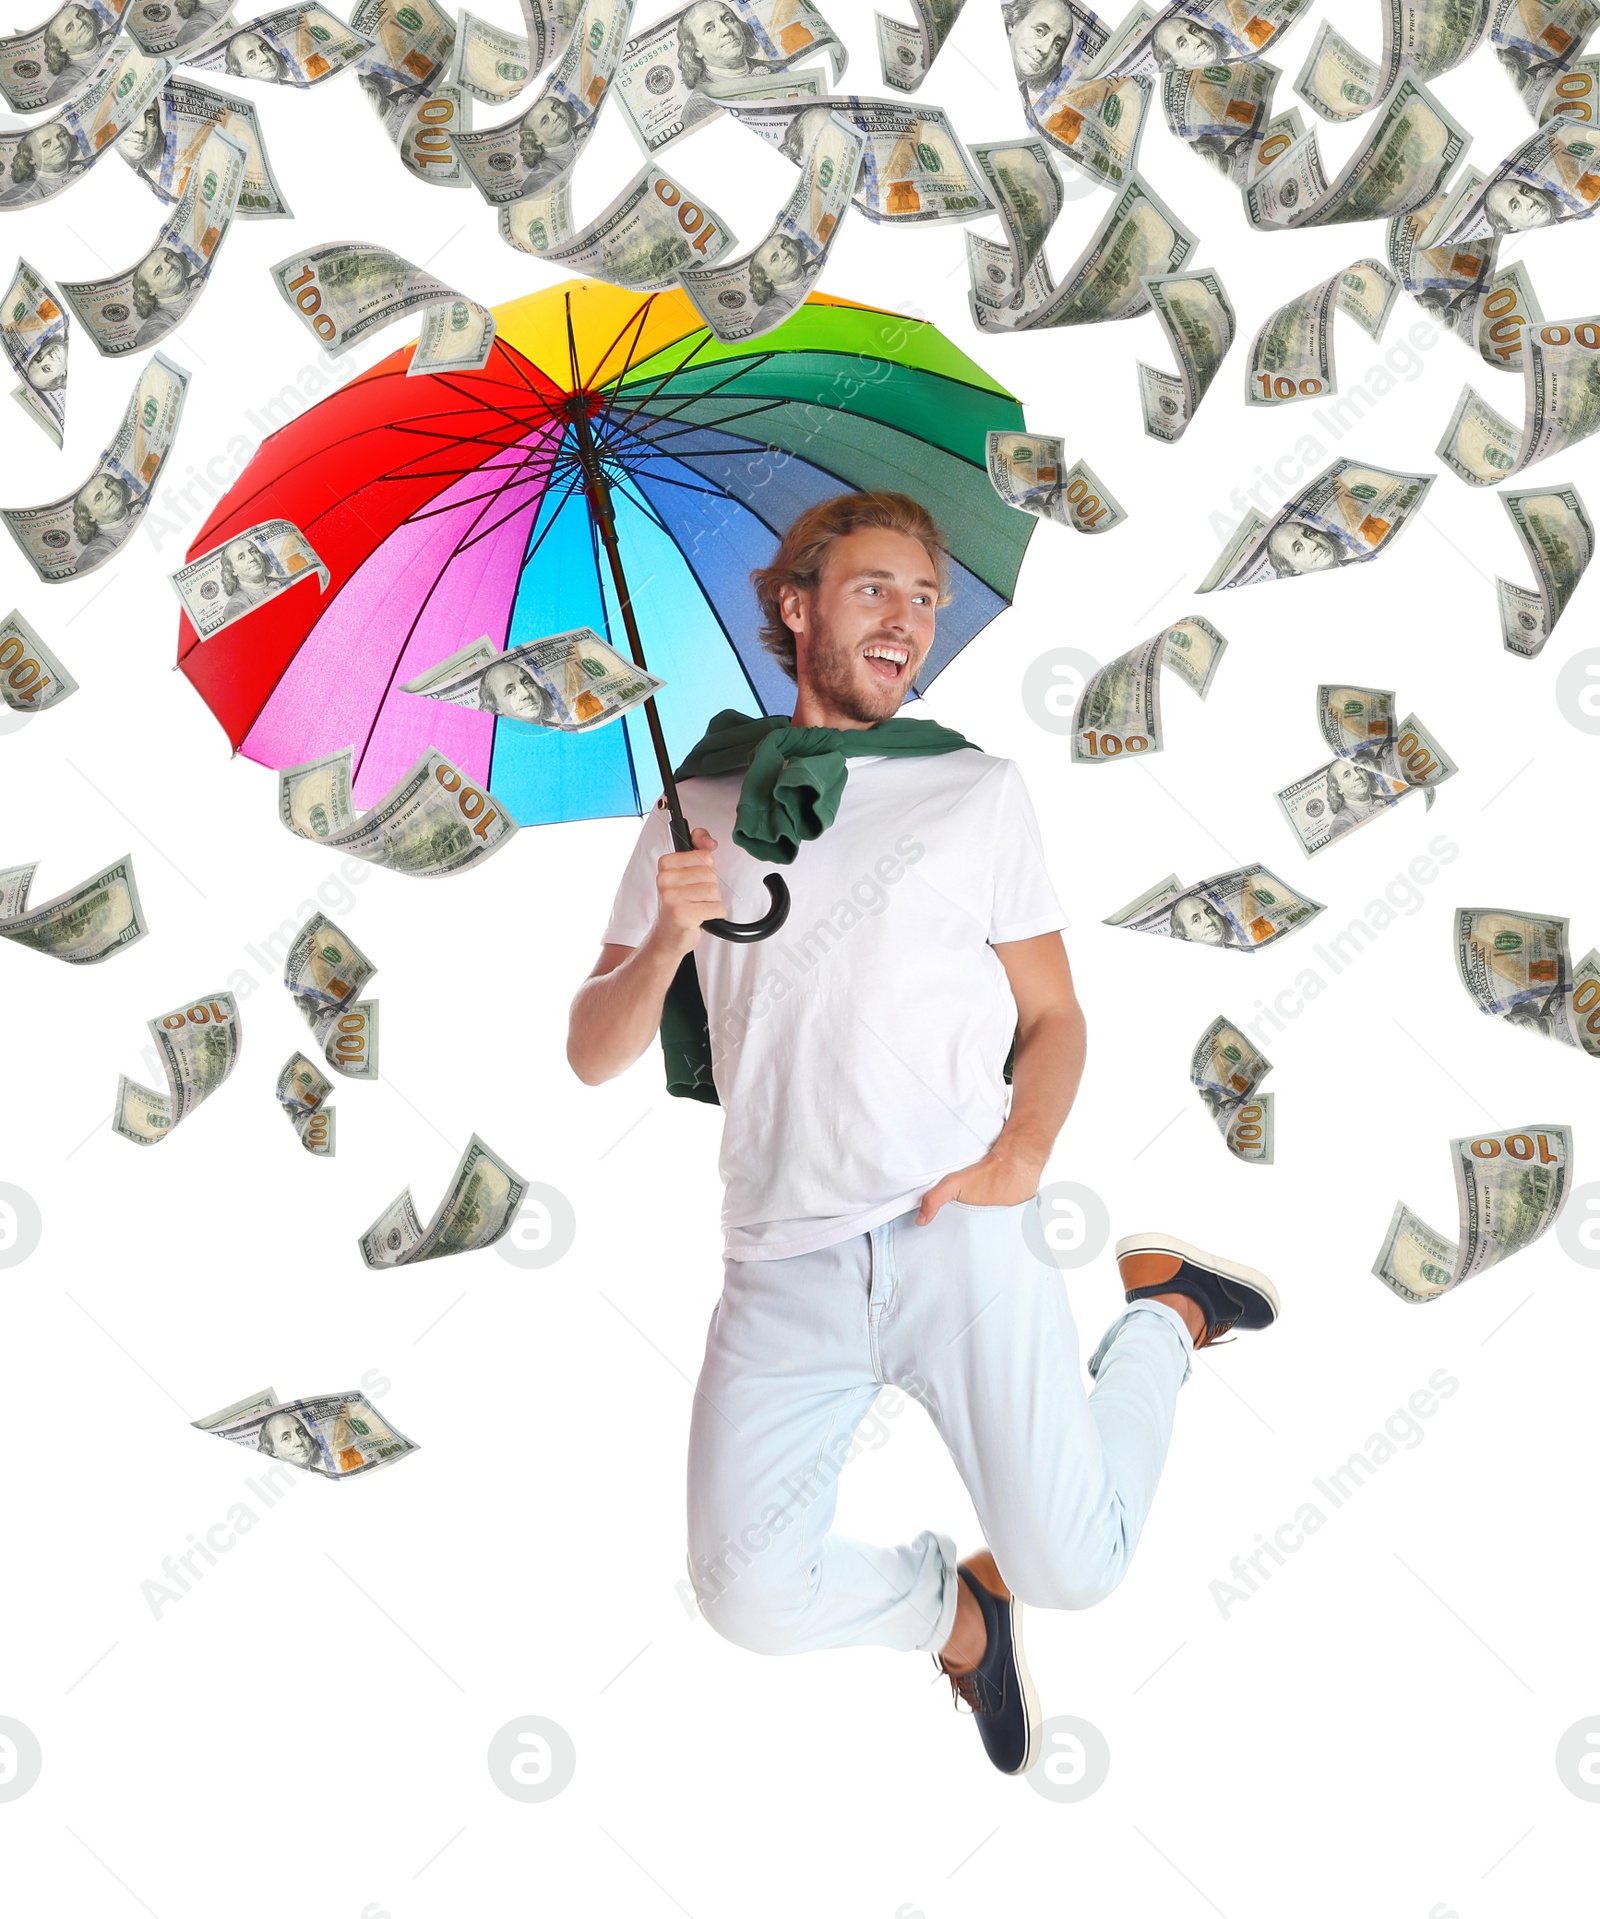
177;279;1033;824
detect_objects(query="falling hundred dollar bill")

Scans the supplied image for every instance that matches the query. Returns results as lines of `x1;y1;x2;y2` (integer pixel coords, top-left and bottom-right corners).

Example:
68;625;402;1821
986;432;1127;533
0;609;77;713
60;128;249;358
1274;684;1457;858
1;257;69;446
499;160;737;285
1455;908;1600;1053
269;241;497;376
402;626;664;728
1245;259;1398;408
183;5;377;85
1199;457;1434;590
360;1132;530;1265
285;910;380;1078
0;855;146;963
614;0;846;154
279;745;520;878
1192;1013;1275;1162
277;1053;337;1154
1493;482;1593;655
876;0;966;92
1140;267;1236;440
1372;1124;1575;1301
0;42;169;211
1436;313;1600;484
119;79;294;221
170;518;329;640
678;109;864;341
195;1386;420;1476
114;992;243;1145
1;354;189;584
1492;0;1600;113
1072;615;1227;760
1106;866;1326;950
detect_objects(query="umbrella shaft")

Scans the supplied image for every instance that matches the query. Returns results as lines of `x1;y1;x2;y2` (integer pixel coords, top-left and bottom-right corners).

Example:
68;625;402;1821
569;399;689;844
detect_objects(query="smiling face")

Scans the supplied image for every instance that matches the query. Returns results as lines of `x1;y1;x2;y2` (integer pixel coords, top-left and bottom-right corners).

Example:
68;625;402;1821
1009;0;1076;78
684;1;747;70
135;245;189;308
784;525;940;726
1153;16;1223;63
260;1412;316;1467
27;339;66;389
1485;178;1554;230
1268;519;1340;574
78;472;128;528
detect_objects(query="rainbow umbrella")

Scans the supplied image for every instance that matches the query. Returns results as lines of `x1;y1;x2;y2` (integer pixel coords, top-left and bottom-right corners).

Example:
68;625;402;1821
177;278;1033;934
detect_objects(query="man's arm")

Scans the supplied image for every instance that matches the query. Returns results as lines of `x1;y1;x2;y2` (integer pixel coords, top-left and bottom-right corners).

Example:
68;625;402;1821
567;827;726;1085
915;930;1087;1224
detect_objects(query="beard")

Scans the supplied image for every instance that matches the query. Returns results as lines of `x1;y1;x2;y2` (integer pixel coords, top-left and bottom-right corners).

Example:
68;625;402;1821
800;610;918;725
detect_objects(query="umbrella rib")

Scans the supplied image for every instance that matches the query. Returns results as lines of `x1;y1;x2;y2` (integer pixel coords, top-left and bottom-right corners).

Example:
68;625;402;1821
623;398;792;448
608;347;776;441
450;468;585;559
371;452;558;530
597;326;726;440
581;293;658;401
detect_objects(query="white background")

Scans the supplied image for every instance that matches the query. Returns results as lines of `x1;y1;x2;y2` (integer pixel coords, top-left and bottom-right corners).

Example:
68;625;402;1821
2;1;1599;1913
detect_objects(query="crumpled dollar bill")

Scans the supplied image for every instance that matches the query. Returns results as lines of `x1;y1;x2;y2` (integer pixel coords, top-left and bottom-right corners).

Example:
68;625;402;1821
1105;865;1325;949
451;0;631;203
1274;684;1457;857
270;241;495;375
986;432;1127;532
1455;908;1600;1053
1;355;189;583
615;0;845;153
1;257;68;446
279;745;520;877
126;0;240;56
0;0;124;113
0;610;77;713
1072;615;1227;759
360;1133;529;1265
1015;0;1155;189
1430;117;1600;243
285;910;380;1078
114;992;242;1145
1191;1013;1275;1162
1199;457;1433;590
1243;70;1471;230
1140;267;1235;440
1491;0;1599;112
966;136;1062;308
1293;0;1489;123
1436;313;1600;484
678;108;863;340
1494;482;1593;654
60;128;248;358
1161;59;1279;184
277;1052;336;1153
0;855;146;963
1245;258;1397;407
499;160;736;285
195;1386;420;1476
402;625;664;728
876;0;965;92
170;518;328;640
184;4;376;84
1096;0;1308;74
969;171;1197;332
1372;1124;1575;1301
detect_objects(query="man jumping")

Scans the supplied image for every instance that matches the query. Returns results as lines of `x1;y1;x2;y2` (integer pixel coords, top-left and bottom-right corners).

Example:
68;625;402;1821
567;491;1279;1775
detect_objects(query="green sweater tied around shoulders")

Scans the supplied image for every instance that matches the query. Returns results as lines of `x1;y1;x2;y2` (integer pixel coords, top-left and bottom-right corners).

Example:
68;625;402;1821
658;709;1015;1103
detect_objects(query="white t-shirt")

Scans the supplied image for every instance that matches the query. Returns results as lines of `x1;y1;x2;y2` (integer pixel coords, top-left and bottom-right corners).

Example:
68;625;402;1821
602;748;1068;1261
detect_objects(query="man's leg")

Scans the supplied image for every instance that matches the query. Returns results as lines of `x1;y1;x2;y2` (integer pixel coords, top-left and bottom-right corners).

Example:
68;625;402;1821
686;1227;959;1657
876;1200;1196;1623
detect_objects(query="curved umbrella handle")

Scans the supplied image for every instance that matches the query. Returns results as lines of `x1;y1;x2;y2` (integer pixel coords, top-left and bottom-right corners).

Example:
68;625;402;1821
670;817;791;943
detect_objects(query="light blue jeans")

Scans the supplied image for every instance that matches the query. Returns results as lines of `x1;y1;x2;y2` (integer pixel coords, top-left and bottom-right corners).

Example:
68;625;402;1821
687;1197;1194;1656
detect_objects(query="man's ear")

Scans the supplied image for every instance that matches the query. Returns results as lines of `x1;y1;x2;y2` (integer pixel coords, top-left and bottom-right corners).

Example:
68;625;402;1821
778;581;808;639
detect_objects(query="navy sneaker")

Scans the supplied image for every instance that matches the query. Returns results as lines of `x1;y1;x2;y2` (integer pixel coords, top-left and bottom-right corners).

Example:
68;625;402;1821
1116;1233;1280;1347
936;1552;1041;1775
